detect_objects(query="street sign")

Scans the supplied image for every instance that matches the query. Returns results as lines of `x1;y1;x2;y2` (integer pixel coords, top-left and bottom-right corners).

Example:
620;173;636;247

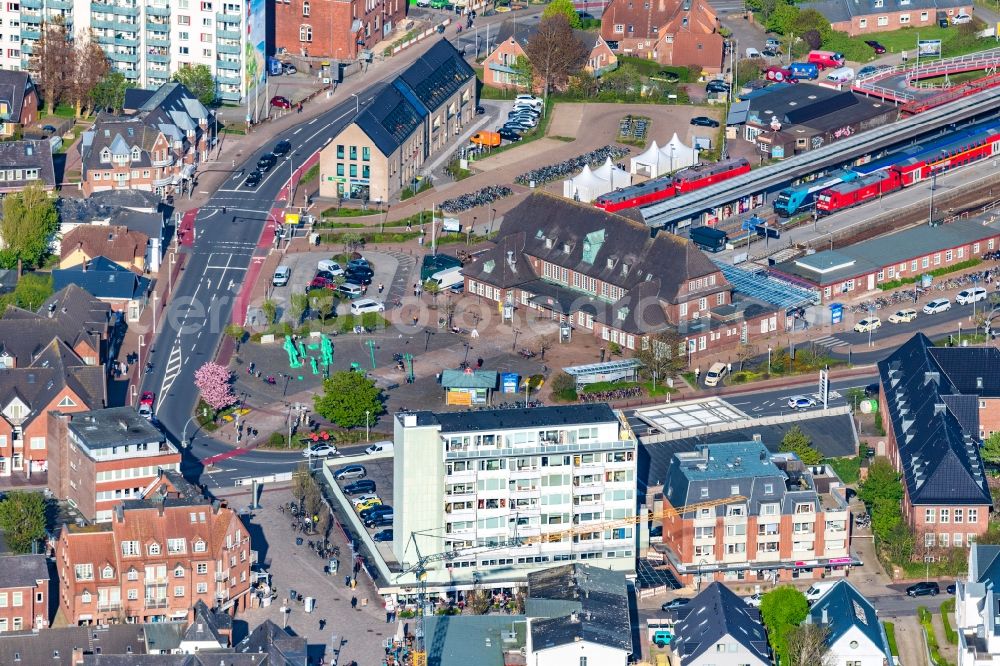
830;303;843;325
819;368;830;409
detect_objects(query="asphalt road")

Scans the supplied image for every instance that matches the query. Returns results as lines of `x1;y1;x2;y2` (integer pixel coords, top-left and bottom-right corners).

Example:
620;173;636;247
140;88;384;490
722;374;877;417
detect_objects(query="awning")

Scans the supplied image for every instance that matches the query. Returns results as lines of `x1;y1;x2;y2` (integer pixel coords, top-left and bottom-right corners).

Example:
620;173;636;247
488;63;517;75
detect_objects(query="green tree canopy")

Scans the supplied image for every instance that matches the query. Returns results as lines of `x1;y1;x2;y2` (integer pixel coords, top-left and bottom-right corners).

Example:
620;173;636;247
313;371;385;428
981;431;1000;465
760;586;809;665
90;71;135;114
0;491;47;554
0;271;53;311
172;64;215;106
0;182;59;276
541;0;581;28
765;3;799;34
793;9;834;40
858;457;903;506
779;425;822;465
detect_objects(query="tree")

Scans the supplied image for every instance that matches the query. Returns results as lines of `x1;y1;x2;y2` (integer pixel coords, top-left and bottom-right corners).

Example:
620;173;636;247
736;58;765;87
32;17;74;115
313;371;384;428
524;15;588;107
600;62;641;95
0;182;60;277
193;361;237;411
541;0;581;28
766;2;799;34
858;457;903;507
292;463;311;500
793;9;832;39
69;32;109;118
802;29;823;51
289;293;309;324
780;425;822;465
309;290;336;323
550;372;577;401
172;64;215;106
0;491;47;554
90;71;134;114
636;330;685;383
0;271;53;312
736;342;758;371
883;520;915;562
538;335;555;360
261;299;277;326
511;55;535;91
983;432;1000;465
224;324;246;352
870;497;902;542
760;586;809;666
784;623;832;666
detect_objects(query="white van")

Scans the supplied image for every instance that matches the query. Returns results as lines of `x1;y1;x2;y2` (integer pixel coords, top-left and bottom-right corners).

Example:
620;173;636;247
365;440;394;455
427;266;464;290
703;362;728;387
825;67;855;83
745;47;762;59
804;581;837;604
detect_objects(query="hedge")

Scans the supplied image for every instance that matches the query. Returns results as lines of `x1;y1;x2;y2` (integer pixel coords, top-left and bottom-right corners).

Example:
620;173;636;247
878;258;982;290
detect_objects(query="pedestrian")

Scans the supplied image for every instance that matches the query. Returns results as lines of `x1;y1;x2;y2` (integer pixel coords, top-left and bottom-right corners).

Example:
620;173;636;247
319;618;326;630
350;578;357;590
350;596;358;609
412;315;419;326
378;283;384;294
344;575;351;587
413;283;418;296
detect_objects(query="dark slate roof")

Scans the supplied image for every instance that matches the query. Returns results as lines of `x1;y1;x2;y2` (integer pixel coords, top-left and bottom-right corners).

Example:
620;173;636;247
802;0;965;23
671;582;769;665
112;209;165;241
877;333;992;506
88;188;164;212
233;619;307;665
928;346;1000;396
745;85;888;133
0;70;33;123
184;600;230;645
66;406;165;450
123;88;156;112
0;554;47;588
0;140;56;191
395;39;475;114
970;543;1000;585
52;256;151;301
527;564;633;654
355;85;425;156
142;623;186;654
463;194;722;305
409;403;619;433
809;581;892;662
0;624;147;664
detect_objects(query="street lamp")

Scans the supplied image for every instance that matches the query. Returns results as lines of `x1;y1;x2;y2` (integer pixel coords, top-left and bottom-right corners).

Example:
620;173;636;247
767;345;772;375
350;93;360;115
287;156;295;209
180;416;199;448
365;410;371;442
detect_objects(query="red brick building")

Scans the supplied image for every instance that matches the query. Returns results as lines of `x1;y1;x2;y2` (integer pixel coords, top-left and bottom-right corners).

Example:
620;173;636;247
600;0;724;72
274;0;407;61
802;0;970;36
482;24;618;90
0;71;39;138
56;498;252;626
660;443;855;586
0;555;49;632
877;334;994;550
48;407;181;523
461;194;786;358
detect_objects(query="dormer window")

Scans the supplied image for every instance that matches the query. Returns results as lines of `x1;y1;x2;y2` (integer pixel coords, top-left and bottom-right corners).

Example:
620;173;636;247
130;147;141;161
147;542;161;556
193;539;206;553
101;566;114;579
100;148;111;163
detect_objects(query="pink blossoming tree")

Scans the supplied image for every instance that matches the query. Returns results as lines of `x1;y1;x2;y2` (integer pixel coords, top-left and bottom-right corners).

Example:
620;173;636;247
194;362;237;411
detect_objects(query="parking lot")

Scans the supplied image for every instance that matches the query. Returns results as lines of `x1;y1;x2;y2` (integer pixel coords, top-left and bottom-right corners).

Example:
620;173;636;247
328;457;397;565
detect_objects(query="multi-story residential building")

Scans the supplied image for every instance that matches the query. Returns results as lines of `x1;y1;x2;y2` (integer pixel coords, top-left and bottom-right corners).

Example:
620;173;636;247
19;0;248;101
600;0;724;72
462;193;787;357
80;82;214;197
56;496;252;625
318;39;475;202
274;0;406;62
660;442;854;585
0;10;24;71
0;554;49;632
48;406;181;522
391;404;638;588
877;333;994;547
957;542;1000;666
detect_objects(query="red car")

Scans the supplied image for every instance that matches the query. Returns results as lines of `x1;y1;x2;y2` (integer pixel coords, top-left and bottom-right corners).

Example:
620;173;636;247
270;95;292;109
140;391;155;406
308;276;335;291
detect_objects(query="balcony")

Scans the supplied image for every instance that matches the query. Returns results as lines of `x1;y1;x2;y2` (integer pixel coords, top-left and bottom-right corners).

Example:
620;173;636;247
109;52;139;63
122;70;140;80
218;90;241;102
216;29;241;40
116;36;139;46
20;12;42;24
215;59;240;71
116;22;140;33
48;0;74;8
216;74;240;85
91;19;117;30
19;0;41;7
146;36;170;48
144;598;168;609
151;173;173;187
216;11;241;23
146;4;170;15
147;52;169;63
20;28;41;40
97;603;122;612
146;18;169;28
217;42;240;54
114;4;140;16
214;571;228;582
151;154;174;167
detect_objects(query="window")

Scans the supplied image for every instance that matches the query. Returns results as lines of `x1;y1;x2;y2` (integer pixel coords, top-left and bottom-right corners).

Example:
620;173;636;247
614;24;624;33
925;508;935;523
11;592;21;607
167;538;185;554
127;568;138;581
174;566;185;578
954;509;964;524
122;541;139;556
940;509;950;524
177;15;190;25
679;302;688;317
302;0;309;15
299;24;312;41
178;31;189;40
193;540;206;553
954;532;963;547
580;658;587;666
899;13;910;23
147;543;161;556
75;564;93;581
859;17;867;27
877;15;889;25
940;532;950;547
81;590;91;604
196;563;208;574
0;593;7;607
349;164;357;178
336;163;344;177
717;293;724;305
362;147;370;161
174;586;185;597
197;582;208;593
128;589;138;600
101;566;114;580
969;509;979;523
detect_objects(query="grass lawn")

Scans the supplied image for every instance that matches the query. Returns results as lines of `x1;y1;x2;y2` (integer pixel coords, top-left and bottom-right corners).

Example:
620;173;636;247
883;622;899;656
824;455;863;484
617;56;691;81
823;24;997;62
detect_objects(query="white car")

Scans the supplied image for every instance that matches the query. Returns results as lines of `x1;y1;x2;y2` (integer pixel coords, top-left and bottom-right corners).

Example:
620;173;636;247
788;395;817;410
350;298;385;315
318;259;344;276
956;287;987;305
952;12;972;23
923;298;952;314
351;493;380;508
854;317;881;333
887;309;917;323
744;592;763;608
302;443;337;458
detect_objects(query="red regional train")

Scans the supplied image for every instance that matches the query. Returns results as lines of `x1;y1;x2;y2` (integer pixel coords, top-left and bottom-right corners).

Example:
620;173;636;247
816;123;1000;215
593;158;751;213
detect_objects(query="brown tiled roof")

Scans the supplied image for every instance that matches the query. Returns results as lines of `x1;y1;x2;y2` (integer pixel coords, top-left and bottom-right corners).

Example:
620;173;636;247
61;225;147;267
601;0;719;41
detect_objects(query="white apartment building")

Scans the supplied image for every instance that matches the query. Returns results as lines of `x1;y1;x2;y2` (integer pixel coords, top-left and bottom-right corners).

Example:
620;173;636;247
957;543;1000;666
0;7;24;71
19;0;246;101
392;404;639;587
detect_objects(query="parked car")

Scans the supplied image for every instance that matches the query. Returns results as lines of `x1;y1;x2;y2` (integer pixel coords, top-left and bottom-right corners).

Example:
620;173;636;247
888;309;917;323
373;529;393;542
365;441;393;455
652;630;673;648
360;505;393;521
257;153;278;172
366;514;394;528
272;139;292;156
344;479;376;495
308;276;335;291
956;287;987;305
346;271;373;286
498;129;522;142
854;317;881;333
906;581;940;597
805;582;837;603
947;583;957;594
138;392;155;420
355;498;382;512
337;282;364;299
745;47;762;58
272;266;291;287
788;395;817;410
923;298;952;314
660;598;689;611
351;298;385;315
244;170;263;187
317;259;344;275
706;79;730;93
744;592;763;607
703;362;728;387
865;39;887;54
765;38;781;49
475;105;486;115
952;12;972;23
690;116;720;127
762;47;781;57
333;464;366;480
302;443;337;458
350;493;380;508
41;124;58;134
270;95;292;109
283;63;297;75
656;70;681;82
347;258;370;270
864;383;880;398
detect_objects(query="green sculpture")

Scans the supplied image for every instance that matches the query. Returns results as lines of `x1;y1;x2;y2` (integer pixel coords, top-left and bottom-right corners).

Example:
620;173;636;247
298;341;307;357
283;335;302;368
310;356;319;375
321;334;334;367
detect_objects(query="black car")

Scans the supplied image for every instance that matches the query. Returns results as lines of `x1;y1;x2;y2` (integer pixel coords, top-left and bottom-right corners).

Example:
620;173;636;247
864;383;880;398
661;598;690;611
257;153;278;171
657;70;681;82
906;582;940;597
41;124;58;134
366;514;394;528
272;139;292;156
865;39;887;54
761;47;780;57
346;270;373;285
475;105;486;115
691;116;720;127
244;170;263;187
347;258;370;271
344;479;376;495
947;583;957;594
360;505;392;521
706;80;730;93
498;129;522;142
373;528;393;542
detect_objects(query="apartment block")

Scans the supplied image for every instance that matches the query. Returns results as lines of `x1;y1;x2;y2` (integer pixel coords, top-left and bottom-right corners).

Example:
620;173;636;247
0;555;49;633
48;406;181;522
392;404;638;587
273;0;406;62
661;442;855;585
56;498;252;625
19;0;248;101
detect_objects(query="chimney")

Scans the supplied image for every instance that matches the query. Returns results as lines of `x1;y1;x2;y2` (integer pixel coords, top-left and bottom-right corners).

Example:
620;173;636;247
821;608;828;625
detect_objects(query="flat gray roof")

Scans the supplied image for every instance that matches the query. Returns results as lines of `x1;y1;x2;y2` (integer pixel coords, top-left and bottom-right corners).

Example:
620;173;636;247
67;407;165;449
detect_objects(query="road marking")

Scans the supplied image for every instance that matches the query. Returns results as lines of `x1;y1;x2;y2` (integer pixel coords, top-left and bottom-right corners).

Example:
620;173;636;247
293;128;302;134
309;118;318;125
158;345;183;402
205;265;248;271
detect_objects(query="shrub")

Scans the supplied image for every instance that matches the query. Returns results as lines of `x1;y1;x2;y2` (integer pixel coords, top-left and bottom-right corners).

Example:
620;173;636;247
941;598;957;645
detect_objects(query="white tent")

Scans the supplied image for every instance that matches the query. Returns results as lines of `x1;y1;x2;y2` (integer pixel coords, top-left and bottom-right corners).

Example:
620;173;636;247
630;141;663;177
659;133;697;172
563;165;616;203
592;157;630;190
630;134;698;177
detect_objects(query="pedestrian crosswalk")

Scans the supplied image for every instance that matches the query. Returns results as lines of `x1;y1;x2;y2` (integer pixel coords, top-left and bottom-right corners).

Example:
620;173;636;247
812;335;848;349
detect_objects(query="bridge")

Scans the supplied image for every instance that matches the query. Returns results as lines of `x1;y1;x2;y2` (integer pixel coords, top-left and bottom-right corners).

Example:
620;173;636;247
852;47;1000;108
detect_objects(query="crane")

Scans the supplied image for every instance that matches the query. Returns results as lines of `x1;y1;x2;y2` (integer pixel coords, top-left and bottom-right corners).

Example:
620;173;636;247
397;494;745;666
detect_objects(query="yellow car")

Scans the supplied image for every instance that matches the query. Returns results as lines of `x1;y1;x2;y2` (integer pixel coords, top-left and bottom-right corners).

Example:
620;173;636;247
853;317;881;333
355;498;382;512
888;309;917;323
